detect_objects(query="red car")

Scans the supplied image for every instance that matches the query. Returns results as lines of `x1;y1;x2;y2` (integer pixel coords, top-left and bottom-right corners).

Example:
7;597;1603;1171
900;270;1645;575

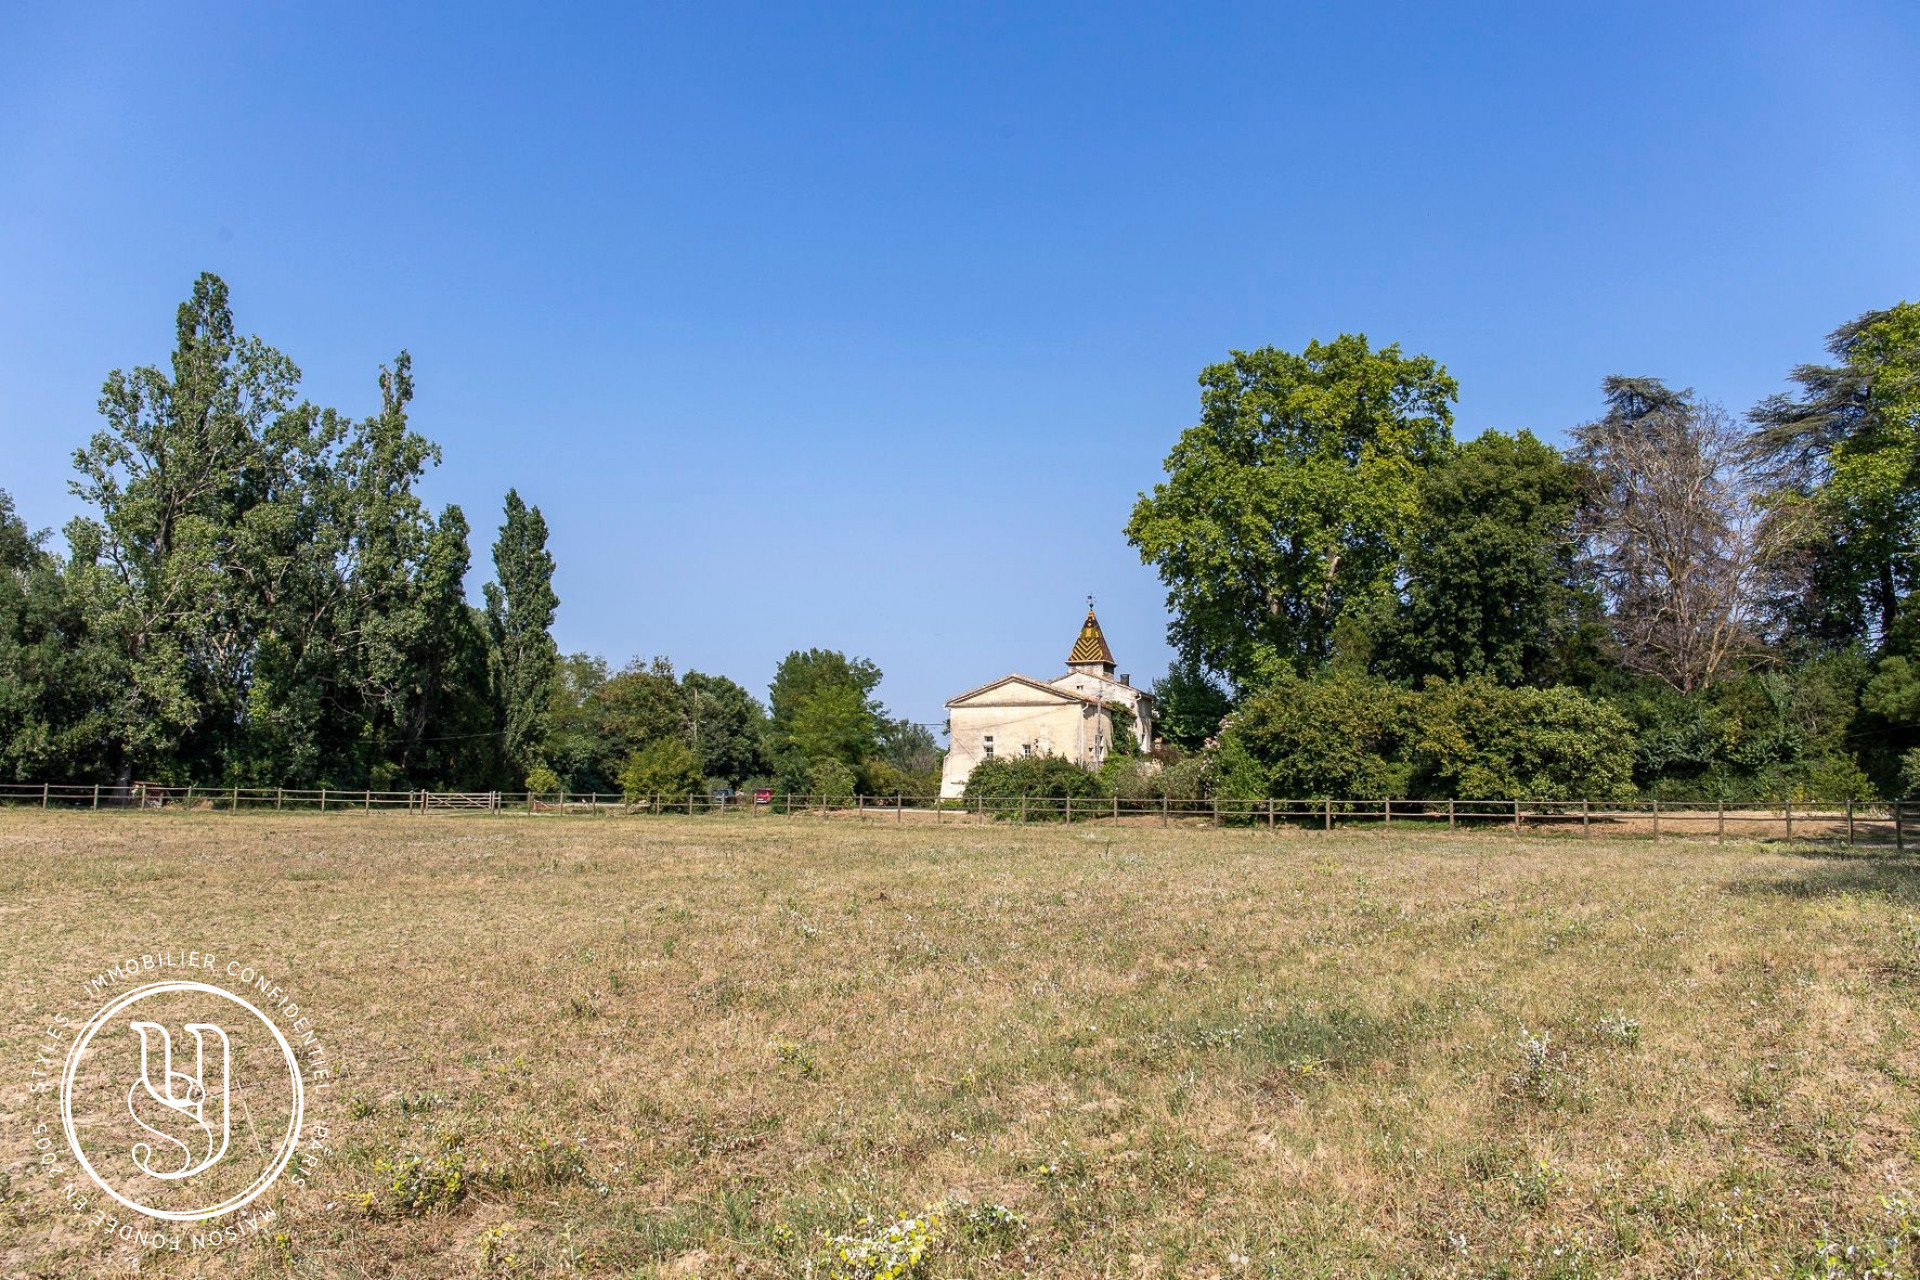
753;788;773;806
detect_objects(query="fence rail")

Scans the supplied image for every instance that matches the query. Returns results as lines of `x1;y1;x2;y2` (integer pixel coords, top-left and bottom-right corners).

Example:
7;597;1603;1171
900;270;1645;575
0;783;1908;847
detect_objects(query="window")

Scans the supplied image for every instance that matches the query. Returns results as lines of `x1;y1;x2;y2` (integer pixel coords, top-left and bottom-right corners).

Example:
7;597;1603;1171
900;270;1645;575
982;735;994;758
1022;742;1033;757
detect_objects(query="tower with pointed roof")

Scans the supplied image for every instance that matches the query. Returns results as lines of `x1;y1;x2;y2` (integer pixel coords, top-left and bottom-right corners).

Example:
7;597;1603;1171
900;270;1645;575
1065;602;1117;680
938;601;1156;797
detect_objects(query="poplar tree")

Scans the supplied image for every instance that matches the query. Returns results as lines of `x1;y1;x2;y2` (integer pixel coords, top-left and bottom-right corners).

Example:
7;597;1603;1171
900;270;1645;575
486;490;559;782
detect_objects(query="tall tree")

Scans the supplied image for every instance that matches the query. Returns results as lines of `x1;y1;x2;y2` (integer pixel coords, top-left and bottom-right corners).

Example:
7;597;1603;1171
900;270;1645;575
683;671;770;785
485;490;559;782
1126;335;1456;687
68;273;304;785
1388;430;1586;686
546;652;613;790
0;492;113;781
1573;378;1768;693
591;656;687;776
767;648;883;782
1747;302;1920;648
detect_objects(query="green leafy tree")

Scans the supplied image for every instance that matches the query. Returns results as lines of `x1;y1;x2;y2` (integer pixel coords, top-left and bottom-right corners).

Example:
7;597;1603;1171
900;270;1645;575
0;492;113;781
1748;302;1920;648
590;657;689;780
1388;430;1587;686
768;649;883;783
866;716;942;796
1126;336;1456;686
620;737;704;802
875;716;940;775
544;653;611;789
486;490;559;784
67;273;304;785
1149;659;1233;751
683;670;769;785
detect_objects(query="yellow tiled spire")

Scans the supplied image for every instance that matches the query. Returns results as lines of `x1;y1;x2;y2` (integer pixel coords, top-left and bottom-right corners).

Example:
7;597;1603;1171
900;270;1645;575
1067;602;1115;668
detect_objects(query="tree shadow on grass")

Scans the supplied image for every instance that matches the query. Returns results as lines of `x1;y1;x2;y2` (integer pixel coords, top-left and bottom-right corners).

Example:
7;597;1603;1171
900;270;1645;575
1731;849;1920;903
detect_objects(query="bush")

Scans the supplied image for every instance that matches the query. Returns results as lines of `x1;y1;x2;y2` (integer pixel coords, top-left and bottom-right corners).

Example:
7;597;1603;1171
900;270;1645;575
1211;674;1408;801
808;758;857;799
962;755;1107;818
524;764;562;794
1408;678;1636;800
859;757;939;800
1105;754;1209;801
619;738;704;802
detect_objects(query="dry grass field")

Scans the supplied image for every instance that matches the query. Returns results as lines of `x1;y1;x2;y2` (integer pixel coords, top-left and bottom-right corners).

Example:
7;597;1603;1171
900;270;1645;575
3;812;1919;1279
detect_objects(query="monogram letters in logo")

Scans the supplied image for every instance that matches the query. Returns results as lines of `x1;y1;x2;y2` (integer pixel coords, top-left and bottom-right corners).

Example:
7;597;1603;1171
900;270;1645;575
127;1020;231;1181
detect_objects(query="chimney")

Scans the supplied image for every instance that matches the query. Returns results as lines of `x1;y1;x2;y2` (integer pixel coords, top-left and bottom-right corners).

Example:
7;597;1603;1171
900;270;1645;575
1119;674;1130;686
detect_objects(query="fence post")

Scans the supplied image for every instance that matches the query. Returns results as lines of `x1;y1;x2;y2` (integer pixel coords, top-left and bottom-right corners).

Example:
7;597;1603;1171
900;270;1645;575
1897;799;1905;853
1513;799;1520;833
1267;798;1275;832
1383;798;1391;829
1717;800;1725;844
1161;795;1168;827
42;782;49;809
276;787;284;812
1652;797;1660;841
1449;798;1457;833
319;787;326;814
1324;797;1331;833
233;786;240;815
366;789;372;814
1785;800;1793;840
1211;796;1219;827
1846;799;1854;847
1581;798;1589;838
688;791;695;816
1067;795;1074;823
1113;795;1119;822
92;783;99;810
1020;794;1028;823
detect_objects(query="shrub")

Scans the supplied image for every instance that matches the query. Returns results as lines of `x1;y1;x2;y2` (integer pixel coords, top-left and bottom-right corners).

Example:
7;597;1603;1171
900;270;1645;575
619;738;704;801
962;755;1107;817
808;758;857;799
1211;674;1408;800
524;764;562;794
1408;678;1635;800
859;757;939;799
1105;754;1208;801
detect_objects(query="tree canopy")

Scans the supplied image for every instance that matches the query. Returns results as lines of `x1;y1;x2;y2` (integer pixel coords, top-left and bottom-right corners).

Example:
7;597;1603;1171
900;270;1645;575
1127;335;1456;688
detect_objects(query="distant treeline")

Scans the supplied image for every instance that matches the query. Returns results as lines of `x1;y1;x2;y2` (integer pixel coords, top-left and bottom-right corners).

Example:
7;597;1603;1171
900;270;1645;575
1125;311;1920;802
0;275;934;797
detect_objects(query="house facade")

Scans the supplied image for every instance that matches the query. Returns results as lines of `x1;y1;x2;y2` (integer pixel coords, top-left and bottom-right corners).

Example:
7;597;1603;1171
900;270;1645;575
939;606;1155;798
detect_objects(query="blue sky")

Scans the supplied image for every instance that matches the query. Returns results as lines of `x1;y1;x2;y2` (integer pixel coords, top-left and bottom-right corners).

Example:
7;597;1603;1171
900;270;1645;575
2;3;1915;731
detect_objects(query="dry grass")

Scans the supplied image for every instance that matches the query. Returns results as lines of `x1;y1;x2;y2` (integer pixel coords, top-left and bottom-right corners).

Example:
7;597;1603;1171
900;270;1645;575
2;812;1919;1278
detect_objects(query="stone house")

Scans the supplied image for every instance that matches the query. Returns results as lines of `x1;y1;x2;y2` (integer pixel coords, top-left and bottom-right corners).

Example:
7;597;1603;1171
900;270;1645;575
939;606;1155;798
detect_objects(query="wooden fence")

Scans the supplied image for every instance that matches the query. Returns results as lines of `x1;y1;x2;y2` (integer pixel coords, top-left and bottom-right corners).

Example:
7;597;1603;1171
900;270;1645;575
0;783;1908;848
